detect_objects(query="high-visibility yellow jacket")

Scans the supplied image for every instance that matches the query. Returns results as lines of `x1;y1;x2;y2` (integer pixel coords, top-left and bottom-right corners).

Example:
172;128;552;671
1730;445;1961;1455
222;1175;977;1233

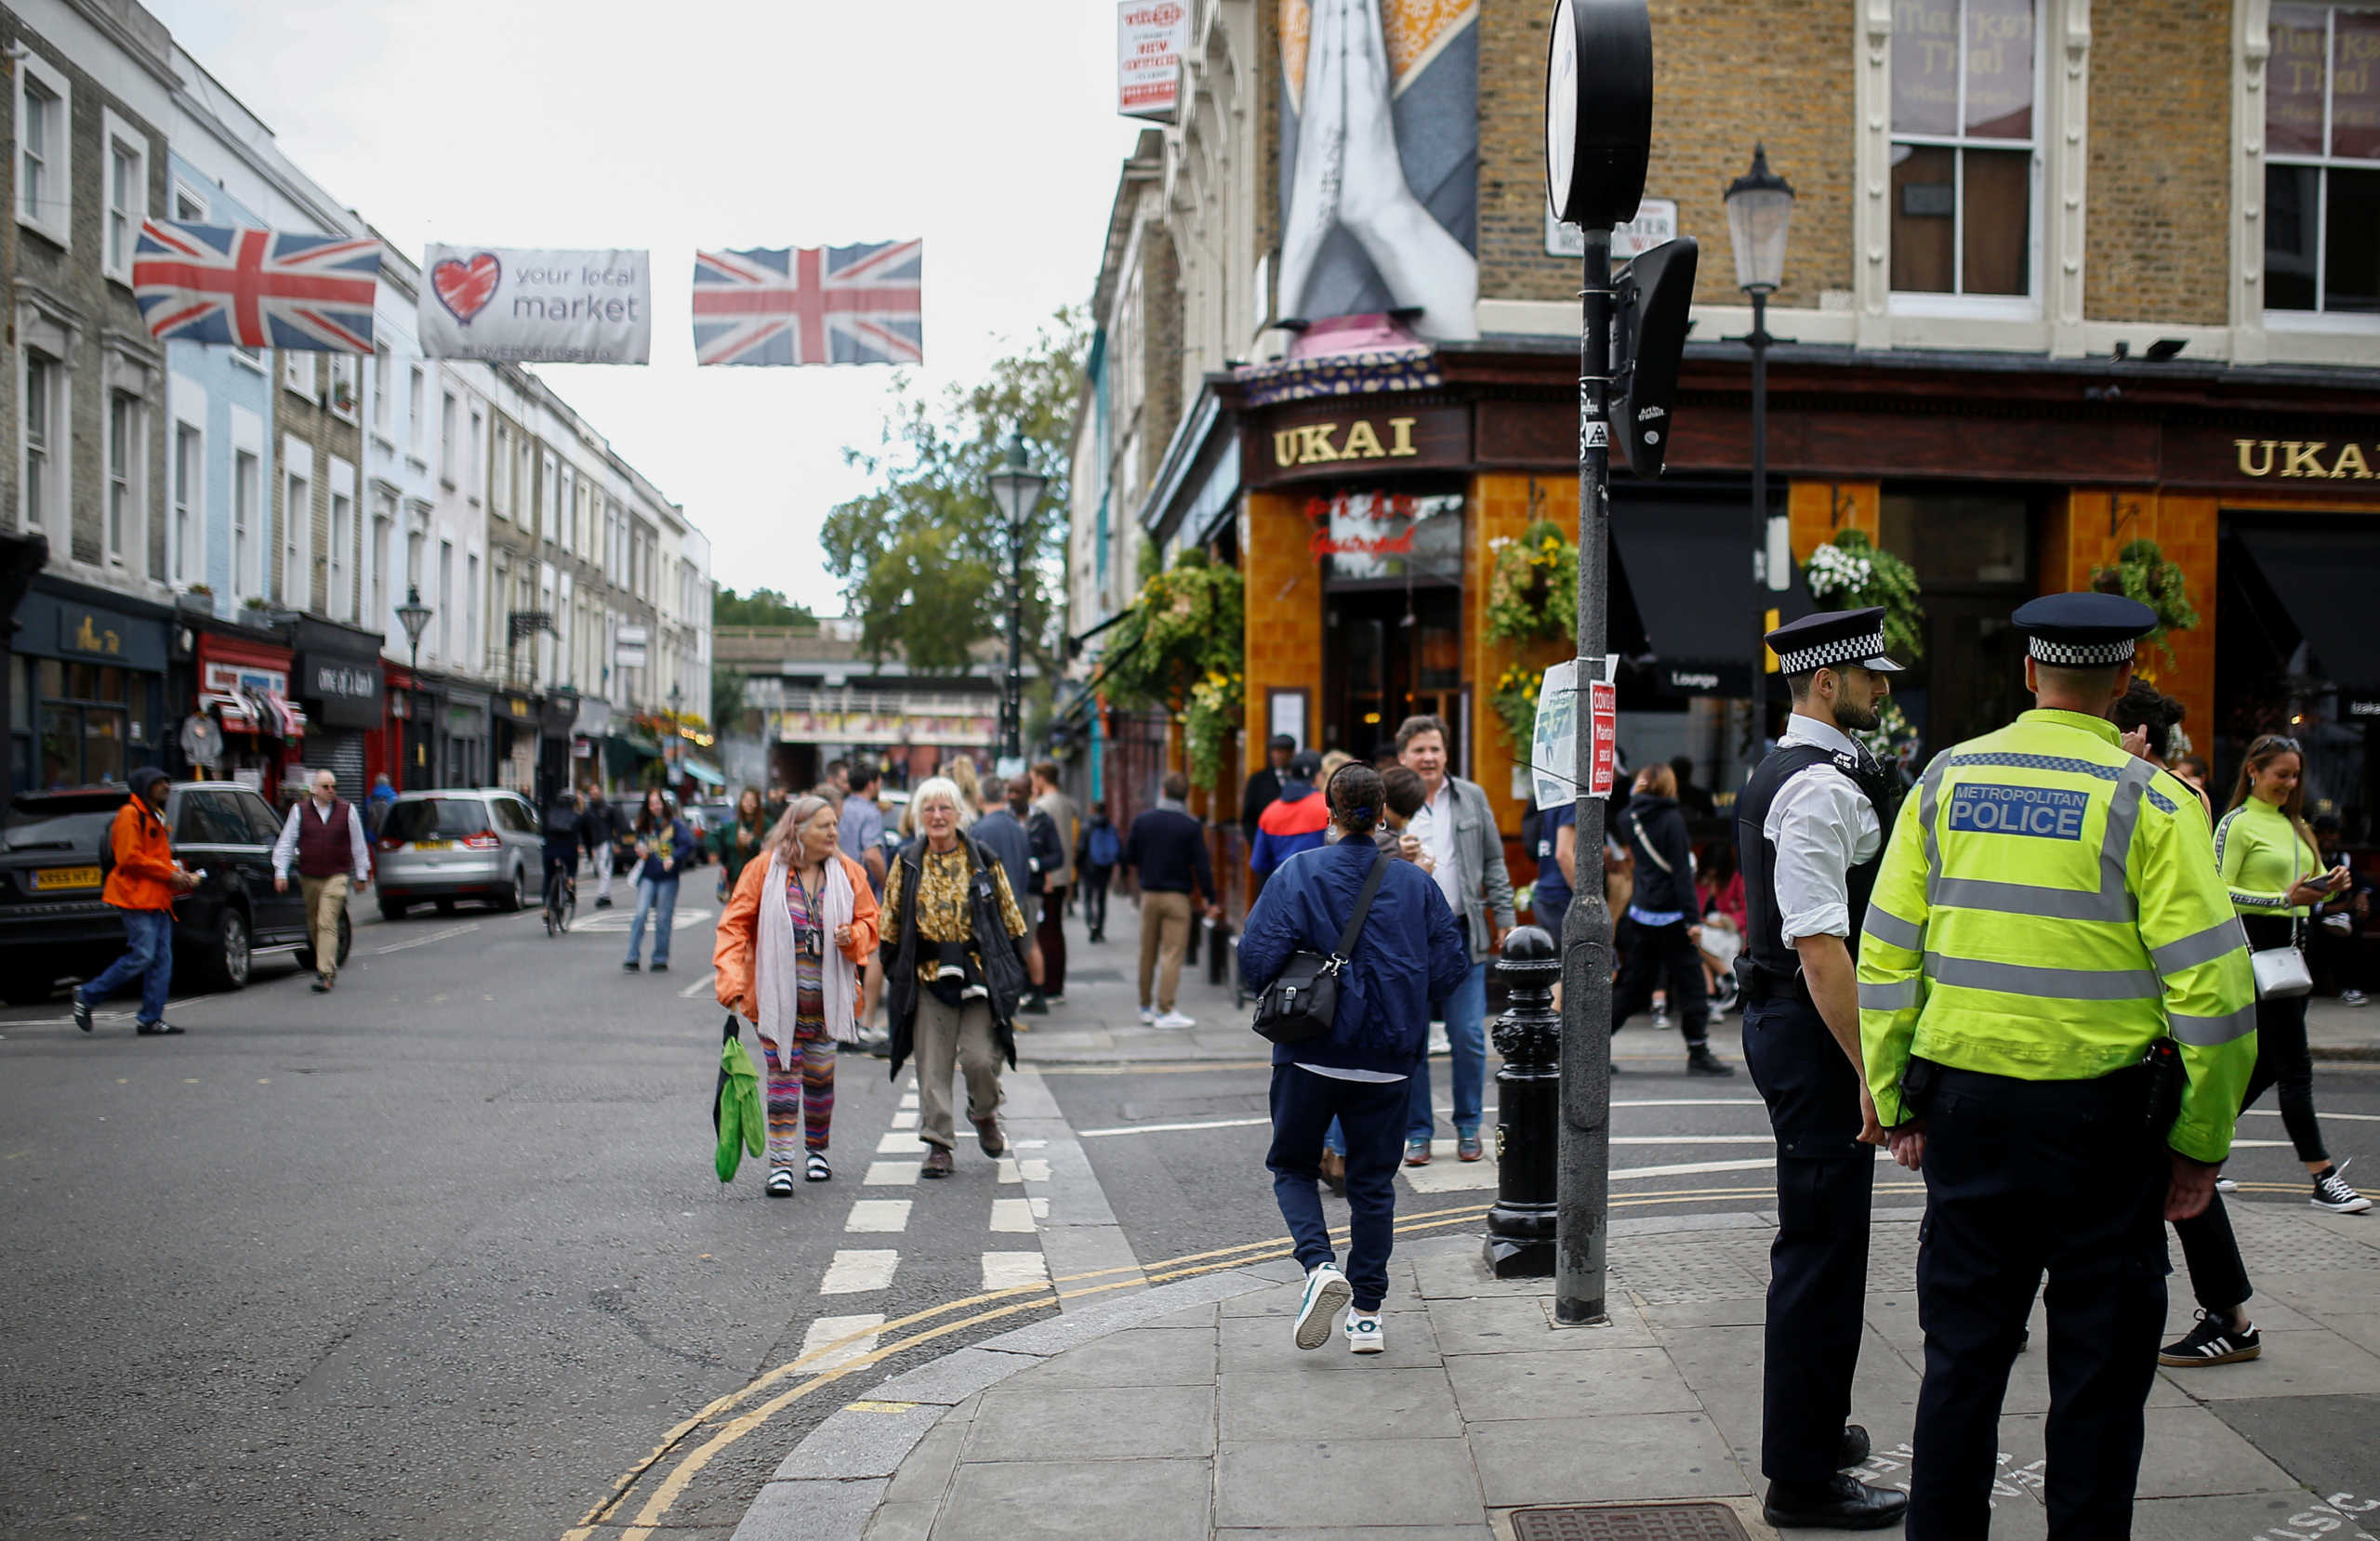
1857;708;2257;1164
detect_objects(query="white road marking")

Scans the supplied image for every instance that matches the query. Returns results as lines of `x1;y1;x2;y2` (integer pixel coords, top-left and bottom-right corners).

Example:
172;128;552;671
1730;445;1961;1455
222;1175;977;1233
890;1109;919;1130
1610;1156;1780;1180
1080;1116;1268;1138
370;922;479;955
2241;1109;2380;1123
844;1200;913;1234
980;1252;1048;1291
989;1198;1036;1233
1612;1098;1767;1108
898;1092;919;1111
995;1156;1051;1184
819;1249;899;1295
877;1130;922;1154
862;1161;920;1187
677;970;718;1000
571;905;715;935
798;1313;884;1371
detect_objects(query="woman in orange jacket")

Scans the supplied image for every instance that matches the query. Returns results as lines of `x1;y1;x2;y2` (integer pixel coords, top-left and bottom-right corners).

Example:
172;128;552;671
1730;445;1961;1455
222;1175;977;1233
715;794;879;1192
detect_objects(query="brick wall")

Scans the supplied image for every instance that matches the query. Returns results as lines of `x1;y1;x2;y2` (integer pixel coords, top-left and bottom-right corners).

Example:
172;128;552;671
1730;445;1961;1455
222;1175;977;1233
2085;0;2230;324
1480;0;1858;311
1144;236;1184;489
2038;489;2219;747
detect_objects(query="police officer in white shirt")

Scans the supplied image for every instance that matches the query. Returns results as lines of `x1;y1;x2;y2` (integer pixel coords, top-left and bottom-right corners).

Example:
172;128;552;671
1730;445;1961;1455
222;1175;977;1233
1732;607;1910;1531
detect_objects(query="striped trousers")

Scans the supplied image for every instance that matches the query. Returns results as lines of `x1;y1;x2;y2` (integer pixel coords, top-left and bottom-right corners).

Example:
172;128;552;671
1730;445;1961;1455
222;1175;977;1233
760;1026;837;1165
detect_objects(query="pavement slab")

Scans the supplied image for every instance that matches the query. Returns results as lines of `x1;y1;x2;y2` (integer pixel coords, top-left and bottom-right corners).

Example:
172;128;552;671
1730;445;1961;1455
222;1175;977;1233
933;1457;1213;1541
1469;1411;1748;1507
1218;1365;1465;1442
961;1383;1216;1461
1214;1438;1487;1529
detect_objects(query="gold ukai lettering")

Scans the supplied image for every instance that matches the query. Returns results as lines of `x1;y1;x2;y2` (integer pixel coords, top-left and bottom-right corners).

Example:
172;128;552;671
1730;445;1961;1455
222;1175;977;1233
2334;442;2374;480
2282;441;2332;478
1388;417;1418;457
1273;429;1301;468
1298;425;1340;464
1341;419;1384;458
2236;439;2277;477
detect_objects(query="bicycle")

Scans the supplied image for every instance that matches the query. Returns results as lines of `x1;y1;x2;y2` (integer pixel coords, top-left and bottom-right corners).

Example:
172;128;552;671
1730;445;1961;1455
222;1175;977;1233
544;860;577;936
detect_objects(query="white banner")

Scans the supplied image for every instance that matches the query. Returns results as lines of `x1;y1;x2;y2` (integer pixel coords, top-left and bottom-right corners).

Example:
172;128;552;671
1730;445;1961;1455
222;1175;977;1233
418;245;651;364
1117;0;1191;118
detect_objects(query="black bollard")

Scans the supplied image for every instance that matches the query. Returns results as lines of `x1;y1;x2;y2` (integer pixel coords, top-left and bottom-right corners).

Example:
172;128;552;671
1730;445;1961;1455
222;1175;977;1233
1484;925;1560;1277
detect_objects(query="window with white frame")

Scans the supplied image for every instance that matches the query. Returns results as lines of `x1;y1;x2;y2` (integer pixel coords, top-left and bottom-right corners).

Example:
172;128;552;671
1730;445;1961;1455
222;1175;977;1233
329;492;353;621
232;450;259;600
542;454;559;543
22;349;62;539
371;496;392;632
106;392;142;572
172;422;201;587
492;423;511;517
284;351;313;397
440;391;457;481
284;470;311;606
372;343;393;435
14;52;70;247
1890;0;2038;300
103;112;148;284
405;527;425;598
408;365;427;454
2266;5;2380;316
173;183;207;223
466;551;482;664
439;541;455;661
327;354;359;420
468;409;483;497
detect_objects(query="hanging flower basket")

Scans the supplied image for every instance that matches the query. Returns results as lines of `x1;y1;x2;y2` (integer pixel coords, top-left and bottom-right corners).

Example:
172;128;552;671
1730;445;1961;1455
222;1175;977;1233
2090;537;2199;674
1491;665;1545;754
1486;521;1579;646
1183;669;1244;788
1805;530;1924;660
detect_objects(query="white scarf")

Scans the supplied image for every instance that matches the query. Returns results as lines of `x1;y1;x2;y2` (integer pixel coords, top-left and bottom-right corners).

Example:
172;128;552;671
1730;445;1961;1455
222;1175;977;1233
760;847;862;1046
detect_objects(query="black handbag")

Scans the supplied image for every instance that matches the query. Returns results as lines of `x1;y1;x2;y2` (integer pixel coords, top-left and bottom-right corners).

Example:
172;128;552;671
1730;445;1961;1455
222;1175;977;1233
1252;850;1391;1046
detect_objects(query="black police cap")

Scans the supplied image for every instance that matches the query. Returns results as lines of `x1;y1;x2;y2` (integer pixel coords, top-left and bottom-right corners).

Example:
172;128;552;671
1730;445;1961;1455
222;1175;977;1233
2011;592;2157;667
1765;606;1905;677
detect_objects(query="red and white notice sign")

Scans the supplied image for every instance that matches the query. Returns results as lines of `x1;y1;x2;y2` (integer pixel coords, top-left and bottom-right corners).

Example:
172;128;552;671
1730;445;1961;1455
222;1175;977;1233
1118;1;1191;118
1588;679;1618;797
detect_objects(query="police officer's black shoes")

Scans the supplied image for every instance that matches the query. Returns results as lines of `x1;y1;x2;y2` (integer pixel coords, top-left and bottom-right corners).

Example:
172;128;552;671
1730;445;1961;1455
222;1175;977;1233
1686;1043;1736;1076
1764;1474;1910;1530
1838;1424;1871;1469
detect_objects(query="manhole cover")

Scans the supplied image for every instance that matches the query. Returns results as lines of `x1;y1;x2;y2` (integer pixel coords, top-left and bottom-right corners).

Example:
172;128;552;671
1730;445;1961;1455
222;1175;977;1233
1509;1503;1750;1541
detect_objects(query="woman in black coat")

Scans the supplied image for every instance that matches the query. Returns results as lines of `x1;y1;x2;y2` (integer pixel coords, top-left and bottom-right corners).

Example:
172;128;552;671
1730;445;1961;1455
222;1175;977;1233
1609;763;1732;1075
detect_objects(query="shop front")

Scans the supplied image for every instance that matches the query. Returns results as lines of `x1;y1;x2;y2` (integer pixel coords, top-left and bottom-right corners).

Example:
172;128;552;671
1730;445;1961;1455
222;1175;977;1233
443;686;492;788
571;695;613;795
494;691;539;796
188;626;302;796
291;619;387;804
7;577;173;793
537;691;577;806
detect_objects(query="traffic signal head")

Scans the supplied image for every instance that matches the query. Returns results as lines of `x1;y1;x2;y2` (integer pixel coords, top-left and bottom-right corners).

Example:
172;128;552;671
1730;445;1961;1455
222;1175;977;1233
1614;236;1698;479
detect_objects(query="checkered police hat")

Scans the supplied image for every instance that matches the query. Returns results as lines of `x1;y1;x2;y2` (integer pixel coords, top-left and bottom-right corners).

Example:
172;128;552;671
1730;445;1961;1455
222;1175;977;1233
2012;593;2158;667
1766;607;1905;678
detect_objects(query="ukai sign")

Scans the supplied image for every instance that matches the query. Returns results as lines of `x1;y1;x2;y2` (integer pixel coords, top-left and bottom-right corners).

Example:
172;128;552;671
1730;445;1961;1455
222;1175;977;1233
2232;439;2380;481
1244;403;1468;486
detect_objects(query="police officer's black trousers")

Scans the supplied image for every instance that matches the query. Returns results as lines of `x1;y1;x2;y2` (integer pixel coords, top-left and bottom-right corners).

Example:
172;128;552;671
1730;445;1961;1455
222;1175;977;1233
1909;1064;2166;1541
1742;992;1873;1486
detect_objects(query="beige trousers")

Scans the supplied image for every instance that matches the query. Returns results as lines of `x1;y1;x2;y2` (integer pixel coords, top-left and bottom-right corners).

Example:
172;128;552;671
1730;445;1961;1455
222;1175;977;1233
300;874;349;980
1138;889;1195;1012
912;994;1004;1151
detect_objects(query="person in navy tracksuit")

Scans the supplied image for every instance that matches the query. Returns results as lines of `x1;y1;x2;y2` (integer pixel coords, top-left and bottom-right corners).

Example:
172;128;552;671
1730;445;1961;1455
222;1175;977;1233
1240;764;1469;1356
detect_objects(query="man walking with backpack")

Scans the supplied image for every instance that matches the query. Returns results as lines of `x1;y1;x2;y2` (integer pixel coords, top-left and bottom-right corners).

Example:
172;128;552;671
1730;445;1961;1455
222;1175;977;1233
1078;804;1121;942
72;767;199;1035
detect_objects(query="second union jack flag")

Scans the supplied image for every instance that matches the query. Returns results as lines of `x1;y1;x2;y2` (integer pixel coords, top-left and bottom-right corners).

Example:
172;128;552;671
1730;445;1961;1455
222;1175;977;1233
132;220;382;352
692;241;923;366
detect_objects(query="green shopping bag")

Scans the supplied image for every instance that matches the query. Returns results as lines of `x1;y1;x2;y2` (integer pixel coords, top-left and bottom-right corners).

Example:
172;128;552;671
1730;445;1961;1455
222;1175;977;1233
712;1013;764;1182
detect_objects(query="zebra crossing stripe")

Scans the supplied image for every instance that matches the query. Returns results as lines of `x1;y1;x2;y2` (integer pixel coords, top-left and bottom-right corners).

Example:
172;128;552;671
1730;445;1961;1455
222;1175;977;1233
988;1198;1035;1233
979;1252;1048;1291
862;1161;921;1186
798;1313;884;1370
845;1200;912;1234
820;1250;898;1295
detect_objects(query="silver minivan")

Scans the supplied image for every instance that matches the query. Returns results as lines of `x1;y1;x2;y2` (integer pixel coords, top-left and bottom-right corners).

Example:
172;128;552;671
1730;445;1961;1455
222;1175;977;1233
374;788;547;919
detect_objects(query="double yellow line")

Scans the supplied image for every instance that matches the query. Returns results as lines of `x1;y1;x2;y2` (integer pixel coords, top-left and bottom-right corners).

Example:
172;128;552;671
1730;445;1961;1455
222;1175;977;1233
567;1181;1843;1538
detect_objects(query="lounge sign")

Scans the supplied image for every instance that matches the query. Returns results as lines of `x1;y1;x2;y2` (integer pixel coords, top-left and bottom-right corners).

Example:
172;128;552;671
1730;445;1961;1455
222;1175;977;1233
1245;403;1468;486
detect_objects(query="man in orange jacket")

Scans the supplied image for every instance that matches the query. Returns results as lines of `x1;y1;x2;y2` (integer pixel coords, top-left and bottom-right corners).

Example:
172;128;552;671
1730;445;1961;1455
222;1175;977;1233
73;767;198;1035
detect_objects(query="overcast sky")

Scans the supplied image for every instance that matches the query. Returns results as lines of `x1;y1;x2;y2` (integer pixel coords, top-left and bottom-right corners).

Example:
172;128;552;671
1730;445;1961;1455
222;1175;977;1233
146;0;1151;616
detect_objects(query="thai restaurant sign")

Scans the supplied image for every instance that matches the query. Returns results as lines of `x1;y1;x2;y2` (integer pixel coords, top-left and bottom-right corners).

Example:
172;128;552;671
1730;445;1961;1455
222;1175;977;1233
1242;402;1471;487
1118;2;1192;118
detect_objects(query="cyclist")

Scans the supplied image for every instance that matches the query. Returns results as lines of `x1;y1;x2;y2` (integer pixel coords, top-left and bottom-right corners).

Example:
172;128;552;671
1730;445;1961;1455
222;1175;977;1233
542;790;584;927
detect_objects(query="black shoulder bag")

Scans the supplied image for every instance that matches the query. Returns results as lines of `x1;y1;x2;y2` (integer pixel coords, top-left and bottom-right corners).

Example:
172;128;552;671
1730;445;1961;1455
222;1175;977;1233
1252;850;1392;1046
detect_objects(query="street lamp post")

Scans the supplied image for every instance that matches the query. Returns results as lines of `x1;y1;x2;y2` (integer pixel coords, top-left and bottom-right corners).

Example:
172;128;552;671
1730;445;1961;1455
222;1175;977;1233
395;586;432;790
985;431;1048;770
1725;144;1795;757
668;682;683;789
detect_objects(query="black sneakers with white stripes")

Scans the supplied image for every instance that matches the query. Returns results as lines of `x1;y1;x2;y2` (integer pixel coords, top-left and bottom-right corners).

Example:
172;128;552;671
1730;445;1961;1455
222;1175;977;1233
2159;1311;2261;1366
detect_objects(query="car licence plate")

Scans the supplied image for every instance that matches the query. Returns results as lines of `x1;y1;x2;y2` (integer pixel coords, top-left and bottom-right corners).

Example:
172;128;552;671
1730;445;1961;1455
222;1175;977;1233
33;865;102;890
412;840;454;852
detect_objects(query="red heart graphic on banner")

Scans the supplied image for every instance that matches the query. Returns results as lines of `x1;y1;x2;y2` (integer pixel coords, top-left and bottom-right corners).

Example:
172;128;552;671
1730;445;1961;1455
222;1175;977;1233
431;252;501;325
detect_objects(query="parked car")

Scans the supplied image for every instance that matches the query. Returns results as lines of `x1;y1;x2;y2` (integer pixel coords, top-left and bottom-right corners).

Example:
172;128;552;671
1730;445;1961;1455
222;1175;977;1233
0;782;349;1004
374;788;549;919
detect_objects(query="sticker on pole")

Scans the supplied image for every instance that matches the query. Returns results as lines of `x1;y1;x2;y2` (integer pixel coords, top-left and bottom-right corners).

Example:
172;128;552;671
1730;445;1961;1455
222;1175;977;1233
1580;419;1608;449
1530;661;1580;812
1588;679;1617;796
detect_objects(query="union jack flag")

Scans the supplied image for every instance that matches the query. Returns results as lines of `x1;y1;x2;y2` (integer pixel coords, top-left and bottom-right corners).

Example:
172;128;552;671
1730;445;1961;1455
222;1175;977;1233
132;220;382;352
692;241;923;366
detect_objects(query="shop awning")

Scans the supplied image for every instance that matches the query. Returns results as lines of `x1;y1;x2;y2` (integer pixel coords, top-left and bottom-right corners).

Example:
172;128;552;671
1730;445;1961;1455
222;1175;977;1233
205;688;306;737
201;689;259;731
259;691;307;739
2230;524;2379;693
1610;500;1761;695
681;757;725;788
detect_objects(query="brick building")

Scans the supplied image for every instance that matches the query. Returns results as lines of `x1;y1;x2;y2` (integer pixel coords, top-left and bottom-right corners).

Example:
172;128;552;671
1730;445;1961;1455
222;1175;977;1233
1069;0;2380;878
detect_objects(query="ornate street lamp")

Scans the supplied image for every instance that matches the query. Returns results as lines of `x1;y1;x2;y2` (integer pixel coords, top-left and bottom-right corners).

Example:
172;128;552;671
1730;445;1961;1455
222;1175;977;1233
985;430;1048;768
1725;143;1795;754
396;586;432;674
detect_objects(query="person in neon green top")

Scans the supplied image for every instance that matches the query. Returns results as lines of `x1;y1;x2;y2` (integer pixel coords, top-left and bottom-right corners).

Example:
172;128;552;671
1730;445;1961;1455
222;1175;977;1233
1856;592;2256;1538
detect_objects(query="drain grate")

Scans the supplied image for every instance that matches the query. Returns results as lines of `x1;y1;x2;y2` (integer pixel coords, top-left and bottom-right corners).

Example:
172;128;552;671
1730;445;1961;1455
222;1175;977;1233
1509;1502;1751;1541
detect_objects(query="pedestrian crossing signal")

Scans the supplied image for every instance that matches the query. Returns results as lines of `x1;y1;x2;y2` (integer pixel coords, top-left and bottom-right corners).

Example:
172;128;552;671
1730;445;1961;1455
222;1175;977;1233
1614;237;1698;480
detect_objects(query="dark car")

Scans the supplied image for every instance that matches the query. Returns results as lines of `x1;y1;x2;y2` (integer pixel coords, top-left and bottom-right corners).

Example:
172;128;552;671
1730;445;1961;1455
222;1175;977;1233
0;783;350;1005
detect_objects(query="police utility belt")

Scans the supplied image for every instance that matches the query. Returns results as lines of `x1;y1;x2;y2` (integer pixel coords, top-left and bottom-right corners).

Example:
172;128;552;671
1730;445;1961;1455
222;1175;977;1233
1733;956;1814;1008
1896;1040;2188;1143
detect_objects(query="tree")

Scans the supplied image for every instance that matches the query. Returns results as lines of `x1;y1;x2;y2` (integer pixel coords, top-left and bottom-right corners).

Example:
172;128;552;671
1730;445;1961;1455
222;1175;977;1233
820;310;1084;679
713;587;815;628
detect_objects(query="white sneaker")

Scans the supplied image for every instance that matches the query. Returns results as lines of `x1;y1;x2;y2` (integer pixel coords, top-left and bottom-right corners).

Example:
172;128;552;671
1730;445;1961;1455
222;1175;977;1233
1138;1007;1157;1025
1156;1010;1197;1029
1294;1263;1352;1350
2215;1178;2239;1193
1345;1311;1385;1355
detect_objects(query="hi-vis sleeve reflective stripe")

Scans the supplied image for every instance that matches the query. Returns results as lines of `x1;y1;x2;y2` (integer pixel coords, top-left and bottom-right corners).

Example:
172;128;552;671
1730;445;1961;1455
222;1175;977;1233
2135;782;2258;1163
1858;757;1938;1127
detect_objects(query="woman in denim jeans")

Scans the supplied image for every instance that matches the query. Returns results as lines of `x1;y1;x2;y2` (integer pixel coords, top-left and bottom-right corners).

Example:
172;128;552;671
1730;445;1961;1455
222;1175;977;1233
624;788;696;973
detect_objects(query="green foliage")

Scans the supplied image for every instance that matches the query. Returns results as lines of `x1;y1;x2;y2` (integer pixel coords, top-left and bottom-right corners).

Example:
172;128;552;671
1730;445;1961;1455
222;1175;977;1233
2090;538;2200;673
819;308;1086;676
1805;530;1925;661
1491;664;1546;753
713;587;814;628
1183;669;1245;788
1101;550;1246;717
1485;521;1578;645
710;663;751;736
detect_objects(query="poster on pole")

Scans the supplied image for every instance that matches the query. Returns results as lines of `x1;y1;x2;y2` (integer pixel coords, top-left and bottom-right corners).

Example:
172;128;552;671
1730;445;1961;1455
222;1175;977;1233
1117;1;1191;118
1531;659;1619;809
418;245;652;364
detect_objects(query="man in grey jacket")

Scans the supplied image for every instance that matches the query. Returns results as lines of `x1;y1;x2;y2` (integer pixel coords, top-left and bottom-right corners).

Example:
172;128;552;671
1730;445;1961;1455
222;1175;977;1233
1395;715;1514;1165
